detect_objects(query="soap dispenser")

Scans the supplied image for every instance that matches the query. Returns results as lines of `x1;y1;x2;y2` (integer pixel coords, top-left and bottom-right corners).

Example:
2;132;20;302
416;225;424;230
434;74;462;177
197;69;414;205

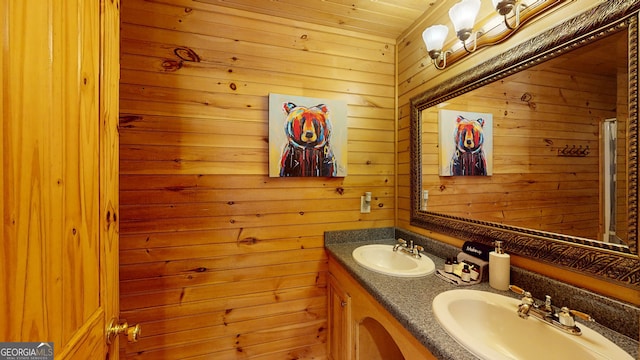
489;240;510;290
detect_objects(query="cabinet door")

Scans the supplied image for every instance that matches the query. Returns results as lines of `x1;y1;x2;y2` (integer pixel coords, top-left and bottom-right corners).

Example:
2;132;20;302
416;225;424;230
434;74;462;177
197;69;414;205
328;273;352;360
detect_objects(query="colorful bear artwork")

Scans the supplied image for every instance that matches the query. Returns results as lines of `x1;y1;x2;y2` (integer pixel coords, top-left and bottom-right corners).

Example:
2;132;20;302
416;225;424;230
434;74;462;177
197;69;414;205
279;102;336;177
268;94;347;178
438;109;493;176
450;116;487;176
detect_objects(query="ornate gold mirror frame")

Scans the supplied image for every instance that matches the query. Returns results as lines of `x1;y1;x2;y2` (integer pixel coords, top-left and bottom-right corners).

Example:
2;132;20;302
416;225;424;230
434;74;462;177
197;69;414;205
410;1;640;287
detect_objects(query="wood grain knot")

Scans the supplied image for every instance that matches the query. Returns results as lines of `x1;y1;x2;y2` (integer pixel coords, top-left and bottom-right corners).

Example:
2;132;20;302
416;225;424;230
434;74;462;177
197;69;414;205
174;47;201;62
161;59;182;72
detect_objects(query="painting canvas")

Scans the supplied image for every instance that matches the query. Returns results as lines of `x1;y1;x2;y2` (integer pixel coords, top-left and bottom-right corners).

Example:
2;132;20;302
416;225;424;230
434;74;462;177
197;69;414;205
269;93;348;177
438;109;493;176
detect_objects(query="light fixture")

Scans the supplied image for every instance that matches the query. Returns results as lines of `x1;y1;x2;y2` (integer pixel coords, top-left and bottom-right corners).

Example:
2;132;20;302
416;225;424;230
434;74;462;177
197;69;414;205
423;0;480;68
422;0;564;70
493;0;527;29
422;25;450;70
449;0;481;52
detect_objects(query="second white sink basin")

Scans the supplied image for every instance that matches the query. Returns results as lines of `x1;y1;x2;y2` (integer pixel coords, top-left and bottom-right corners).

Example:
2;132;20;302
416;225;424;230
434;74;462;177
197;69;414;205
432;289;633;360
352;244;435;277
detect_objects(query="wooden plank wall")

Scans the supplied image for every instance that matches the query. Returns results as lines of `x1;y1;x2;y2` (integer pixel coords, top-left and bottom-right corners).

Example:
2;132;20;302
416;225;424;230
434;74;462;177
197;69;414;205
419;65;614;240
118;0;395;358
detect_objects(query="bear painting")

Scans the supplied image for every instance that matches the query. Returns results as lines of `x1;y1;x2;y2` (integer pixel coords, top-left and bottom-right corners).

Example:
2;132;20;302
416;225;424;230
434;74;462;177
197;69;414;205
438;110;493;176
268;94;347;177
279;102;336;177
451;116;487;176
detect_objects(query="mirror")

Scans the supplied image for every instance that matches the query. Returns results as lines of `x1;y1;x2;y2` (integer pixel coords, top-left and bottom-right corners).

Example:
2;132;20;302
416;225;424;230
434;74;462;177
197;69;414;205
410;2;640;287
421;29;629;244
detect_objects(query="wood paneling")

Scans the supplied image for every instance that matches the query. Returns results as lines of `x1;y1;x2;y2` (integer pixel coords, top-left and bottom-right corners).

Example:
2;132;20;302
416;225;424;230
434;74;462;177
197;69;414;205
119;0;395;358
193;0;429;39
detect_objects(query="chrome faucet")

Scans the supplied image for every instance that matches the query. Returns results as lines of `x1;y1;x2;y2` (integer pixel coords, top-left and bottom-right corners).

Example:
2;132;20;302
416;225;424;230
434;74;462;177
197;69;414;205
514;289;535;319
392;238;407;251
392;238;423;258
509;285;594;336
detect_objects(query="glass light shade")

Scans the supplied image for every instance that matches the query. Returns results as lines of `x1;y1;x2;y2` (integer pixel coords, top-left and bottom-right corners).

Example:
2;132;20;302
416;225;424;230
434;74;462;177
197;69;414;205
422;25;449;53
448;0;482;33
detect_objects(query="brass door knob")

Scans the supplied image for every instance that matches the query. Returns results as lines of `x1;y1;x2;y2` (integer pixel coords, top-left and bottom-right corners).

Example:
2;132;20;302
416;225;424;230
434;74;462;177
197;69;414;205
107;318;141;344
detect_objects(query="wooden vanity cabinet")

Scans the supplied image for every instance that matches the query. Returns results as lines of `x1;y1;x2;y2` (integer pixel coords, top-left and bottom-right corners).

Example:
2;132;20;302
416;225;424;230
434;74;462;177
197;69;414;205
327;256;437;360
328;272;352;360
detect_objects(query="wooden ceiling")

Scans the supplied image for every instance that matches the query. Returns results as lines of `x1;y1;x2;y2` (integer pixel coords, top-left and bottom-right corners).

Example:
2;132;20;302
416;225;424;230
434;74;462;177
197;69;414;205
194;0;432;38
195;0;624;76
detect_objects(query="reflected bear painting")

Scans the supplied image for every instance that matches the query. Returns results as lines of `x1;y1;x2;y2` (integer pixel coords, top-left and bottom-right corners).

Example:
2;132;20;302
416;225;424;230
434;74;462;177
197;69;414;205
269;94;347;177
439;110;493;176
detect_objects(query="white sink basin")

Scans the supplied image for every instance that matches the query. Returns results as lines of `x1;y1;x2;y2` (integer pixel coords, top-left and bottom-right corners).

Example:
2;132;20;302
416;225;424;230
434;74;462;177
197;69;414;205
432;289;633;360
352;244;435;277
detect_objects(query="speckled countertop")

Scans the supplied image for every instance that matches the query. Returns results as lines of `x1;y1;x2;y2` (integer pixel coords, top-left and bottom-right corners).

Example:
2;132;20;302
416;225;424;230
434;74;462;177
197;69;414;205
325;235;639;360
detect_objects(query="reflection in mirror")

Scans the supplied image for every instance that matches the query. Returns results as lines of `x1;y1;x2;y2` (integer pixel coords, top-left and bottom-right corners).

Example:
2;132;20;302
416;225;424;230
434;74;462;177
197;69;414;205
410;1;640;286
420;30;629;245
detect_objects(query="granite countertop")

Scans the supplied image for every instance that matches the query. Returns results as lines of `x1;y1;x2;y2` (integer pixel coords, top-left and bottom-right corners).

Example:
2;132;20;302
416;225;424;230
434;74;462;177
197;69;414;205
325;239;639;360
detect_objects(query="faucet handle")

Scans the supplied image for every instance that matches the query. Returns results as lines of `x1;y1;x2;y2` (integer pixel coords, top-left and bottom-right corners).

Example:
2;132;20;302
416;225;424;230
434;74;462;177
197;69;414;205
569;309;595;322
558;307;595;328
411;245;424;258
509;285;533;304
509;285;526;295
393;238;407;252
558;307;575;327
